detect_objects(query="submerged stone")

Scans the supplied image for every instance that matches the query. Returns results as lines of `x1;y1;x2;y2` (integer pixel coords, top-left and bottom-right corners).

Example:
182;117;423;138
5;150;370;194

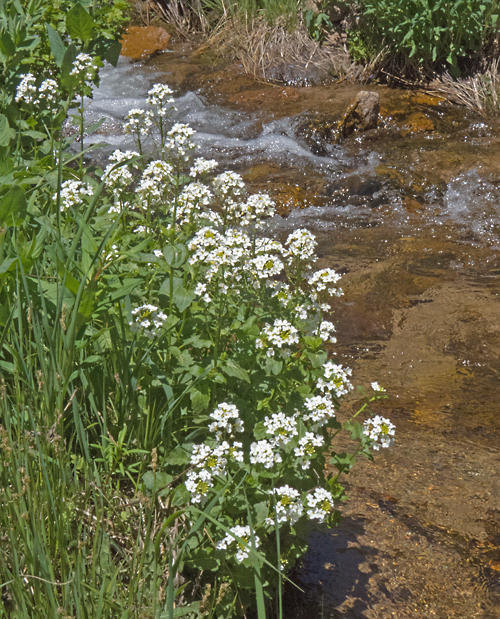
338;90;380;140
120;26;170;61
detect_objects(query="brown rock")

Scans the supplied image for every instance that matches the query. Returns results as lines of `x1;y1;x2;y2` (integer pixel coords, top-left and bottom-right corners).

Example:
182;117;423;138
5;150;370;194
339;91;380;140
120;26;170;61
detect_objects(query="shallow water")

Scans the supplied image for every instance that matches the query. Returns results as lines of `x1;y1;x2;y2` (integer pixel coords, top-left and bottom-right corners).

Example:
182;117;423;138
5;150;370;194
89;44;500;617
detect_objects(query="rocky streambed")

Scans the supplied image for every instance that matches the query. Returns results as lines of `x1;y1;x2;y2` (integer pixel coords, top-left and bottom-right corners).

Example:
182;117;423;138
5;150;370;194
87;36;500;618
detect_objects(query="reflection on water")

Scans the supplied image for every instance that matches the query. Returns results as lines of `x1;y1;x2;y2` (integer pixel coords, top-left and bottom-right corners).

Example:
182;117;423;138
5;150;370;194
91;46;500;617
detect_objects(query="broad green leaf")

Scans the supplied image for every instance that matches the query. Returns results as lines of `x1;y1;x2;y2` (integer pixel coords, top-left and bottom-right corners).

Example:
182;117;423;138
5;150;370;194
46;23;66;67
66;3;96;41
0;185;27;226
222;358;250;382
190;388;210;413
0;115;14;147
163;243;188;268
173;285;195;312
60;43;79;90
142;471;172;491
89;36;121;66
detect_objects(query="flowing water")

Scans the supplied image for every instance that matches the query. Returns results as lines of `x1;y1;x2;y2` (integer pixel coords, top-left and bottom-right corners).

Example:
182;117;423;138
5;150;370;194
86;44;500;618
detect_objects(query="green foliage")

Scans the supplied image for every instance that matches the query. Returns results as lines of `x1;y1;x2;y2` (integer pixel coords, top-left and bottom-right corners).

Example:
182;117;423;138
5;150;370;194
355;0;500;75
0;5;393;615
305;0;334;43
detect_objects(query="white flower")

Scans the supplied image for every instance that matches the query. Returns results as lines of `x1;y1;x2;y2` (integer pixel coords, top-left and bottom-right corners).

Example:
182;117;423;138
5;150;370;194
318;320;337;343
308;268;343;298
216;525;260;562
54;179;94;210
147;83;175;117
371;382;385;392
283;229;317;261
305;488;334;522
256;319;299;356
33;78;59;111
190;158;219;177
213;171;245;197
102;150;138;196
249;440;282;469
129;304;168;338
303;395;336;429
264;412;298;447
124;108;154;136
208;403;244;435
294;432;324;468
15;73;37;104
185;468;213;503
69;53;97;86
268;485;303;525
363;415;395;450
251;254;284;279
167;123;196;159
316;361;353;398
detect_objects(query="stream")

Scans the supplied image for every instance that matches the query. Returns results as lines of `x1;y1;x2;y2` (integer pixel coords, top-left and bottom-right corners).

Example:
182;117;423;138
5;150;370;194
85;43;500;618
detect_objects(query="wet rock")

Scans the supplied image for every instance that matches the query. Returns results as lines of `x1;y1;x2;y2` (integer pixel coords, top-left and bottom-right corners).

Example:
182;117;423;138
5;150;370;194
295;115;339;156
228;87;300;106
270;185;317;216
338;91;380;140
120;26;170;61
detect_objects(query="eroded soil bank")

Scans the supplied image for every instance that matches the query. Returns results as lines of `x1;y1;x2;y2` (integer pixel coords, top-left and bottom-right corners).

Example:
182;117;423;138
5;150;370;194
140;42;500;618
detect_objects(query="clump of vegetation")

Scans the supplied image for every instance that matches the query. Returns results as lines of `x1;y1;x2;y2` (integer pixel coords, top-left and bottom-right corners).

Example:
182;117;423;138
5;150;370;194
0;2;396;617
351;0;500;77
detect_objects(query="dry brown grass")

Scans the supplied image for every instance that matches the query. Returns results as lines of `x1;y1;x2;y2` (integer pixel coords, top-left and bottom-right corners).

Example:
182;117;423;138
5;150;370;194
194;15;353;84
427;60;500;115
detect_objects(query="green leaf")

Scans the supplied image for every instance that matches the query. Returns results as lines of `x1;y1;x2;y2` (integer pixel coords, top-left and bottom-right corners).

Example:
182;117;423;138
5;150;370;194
0;115;14;147
142;471;173;491
89;36;121;66
190;388;210;413
253;420;267;440
0;186;27;226
163;243;188;268
66;3;96;41
165;444;191;466
60;43;78;90
222;358;250;382
173;285;195;312
46;24;66;67
0;33;15;57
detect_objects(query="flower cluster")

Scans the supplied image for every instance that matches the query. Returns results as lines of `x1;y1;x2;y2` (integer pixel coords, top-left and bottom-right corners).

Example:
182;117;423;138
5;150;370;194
264;412;298;447
303;395;336;429
256;319;299;357
54;180;94;210
208;402;244;439
249;440;282;469
129;304;167;339
124;108;154;137
69;53;98;87
294;433;325;469
216;525;260;562
306;488;334;522
15;73;37;104
308;268;343;299
166;123;196;160
284;228;317;261
363;415;395;450
316;361;353;398
267;486;303;525
137;160;173;207
190;158;219;178
147;83;175;117
102;149;138;199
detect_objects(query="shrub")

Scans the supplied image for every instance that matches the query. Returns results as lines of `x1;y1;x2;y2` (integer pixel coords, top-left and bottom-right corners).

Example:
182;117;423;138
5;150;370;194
355;0;500;76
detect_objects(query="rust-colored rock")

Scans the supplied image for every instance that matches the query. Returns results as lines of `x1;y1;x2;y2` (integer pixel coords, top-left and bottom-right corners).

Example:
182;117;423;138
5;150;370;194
120;26;170;61
339;91;380;140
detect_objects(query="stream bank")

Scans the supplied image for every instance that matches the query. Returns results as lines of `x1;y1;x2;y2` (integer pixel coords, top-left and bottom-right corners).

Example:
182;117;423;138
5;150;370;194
89;42;500;617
